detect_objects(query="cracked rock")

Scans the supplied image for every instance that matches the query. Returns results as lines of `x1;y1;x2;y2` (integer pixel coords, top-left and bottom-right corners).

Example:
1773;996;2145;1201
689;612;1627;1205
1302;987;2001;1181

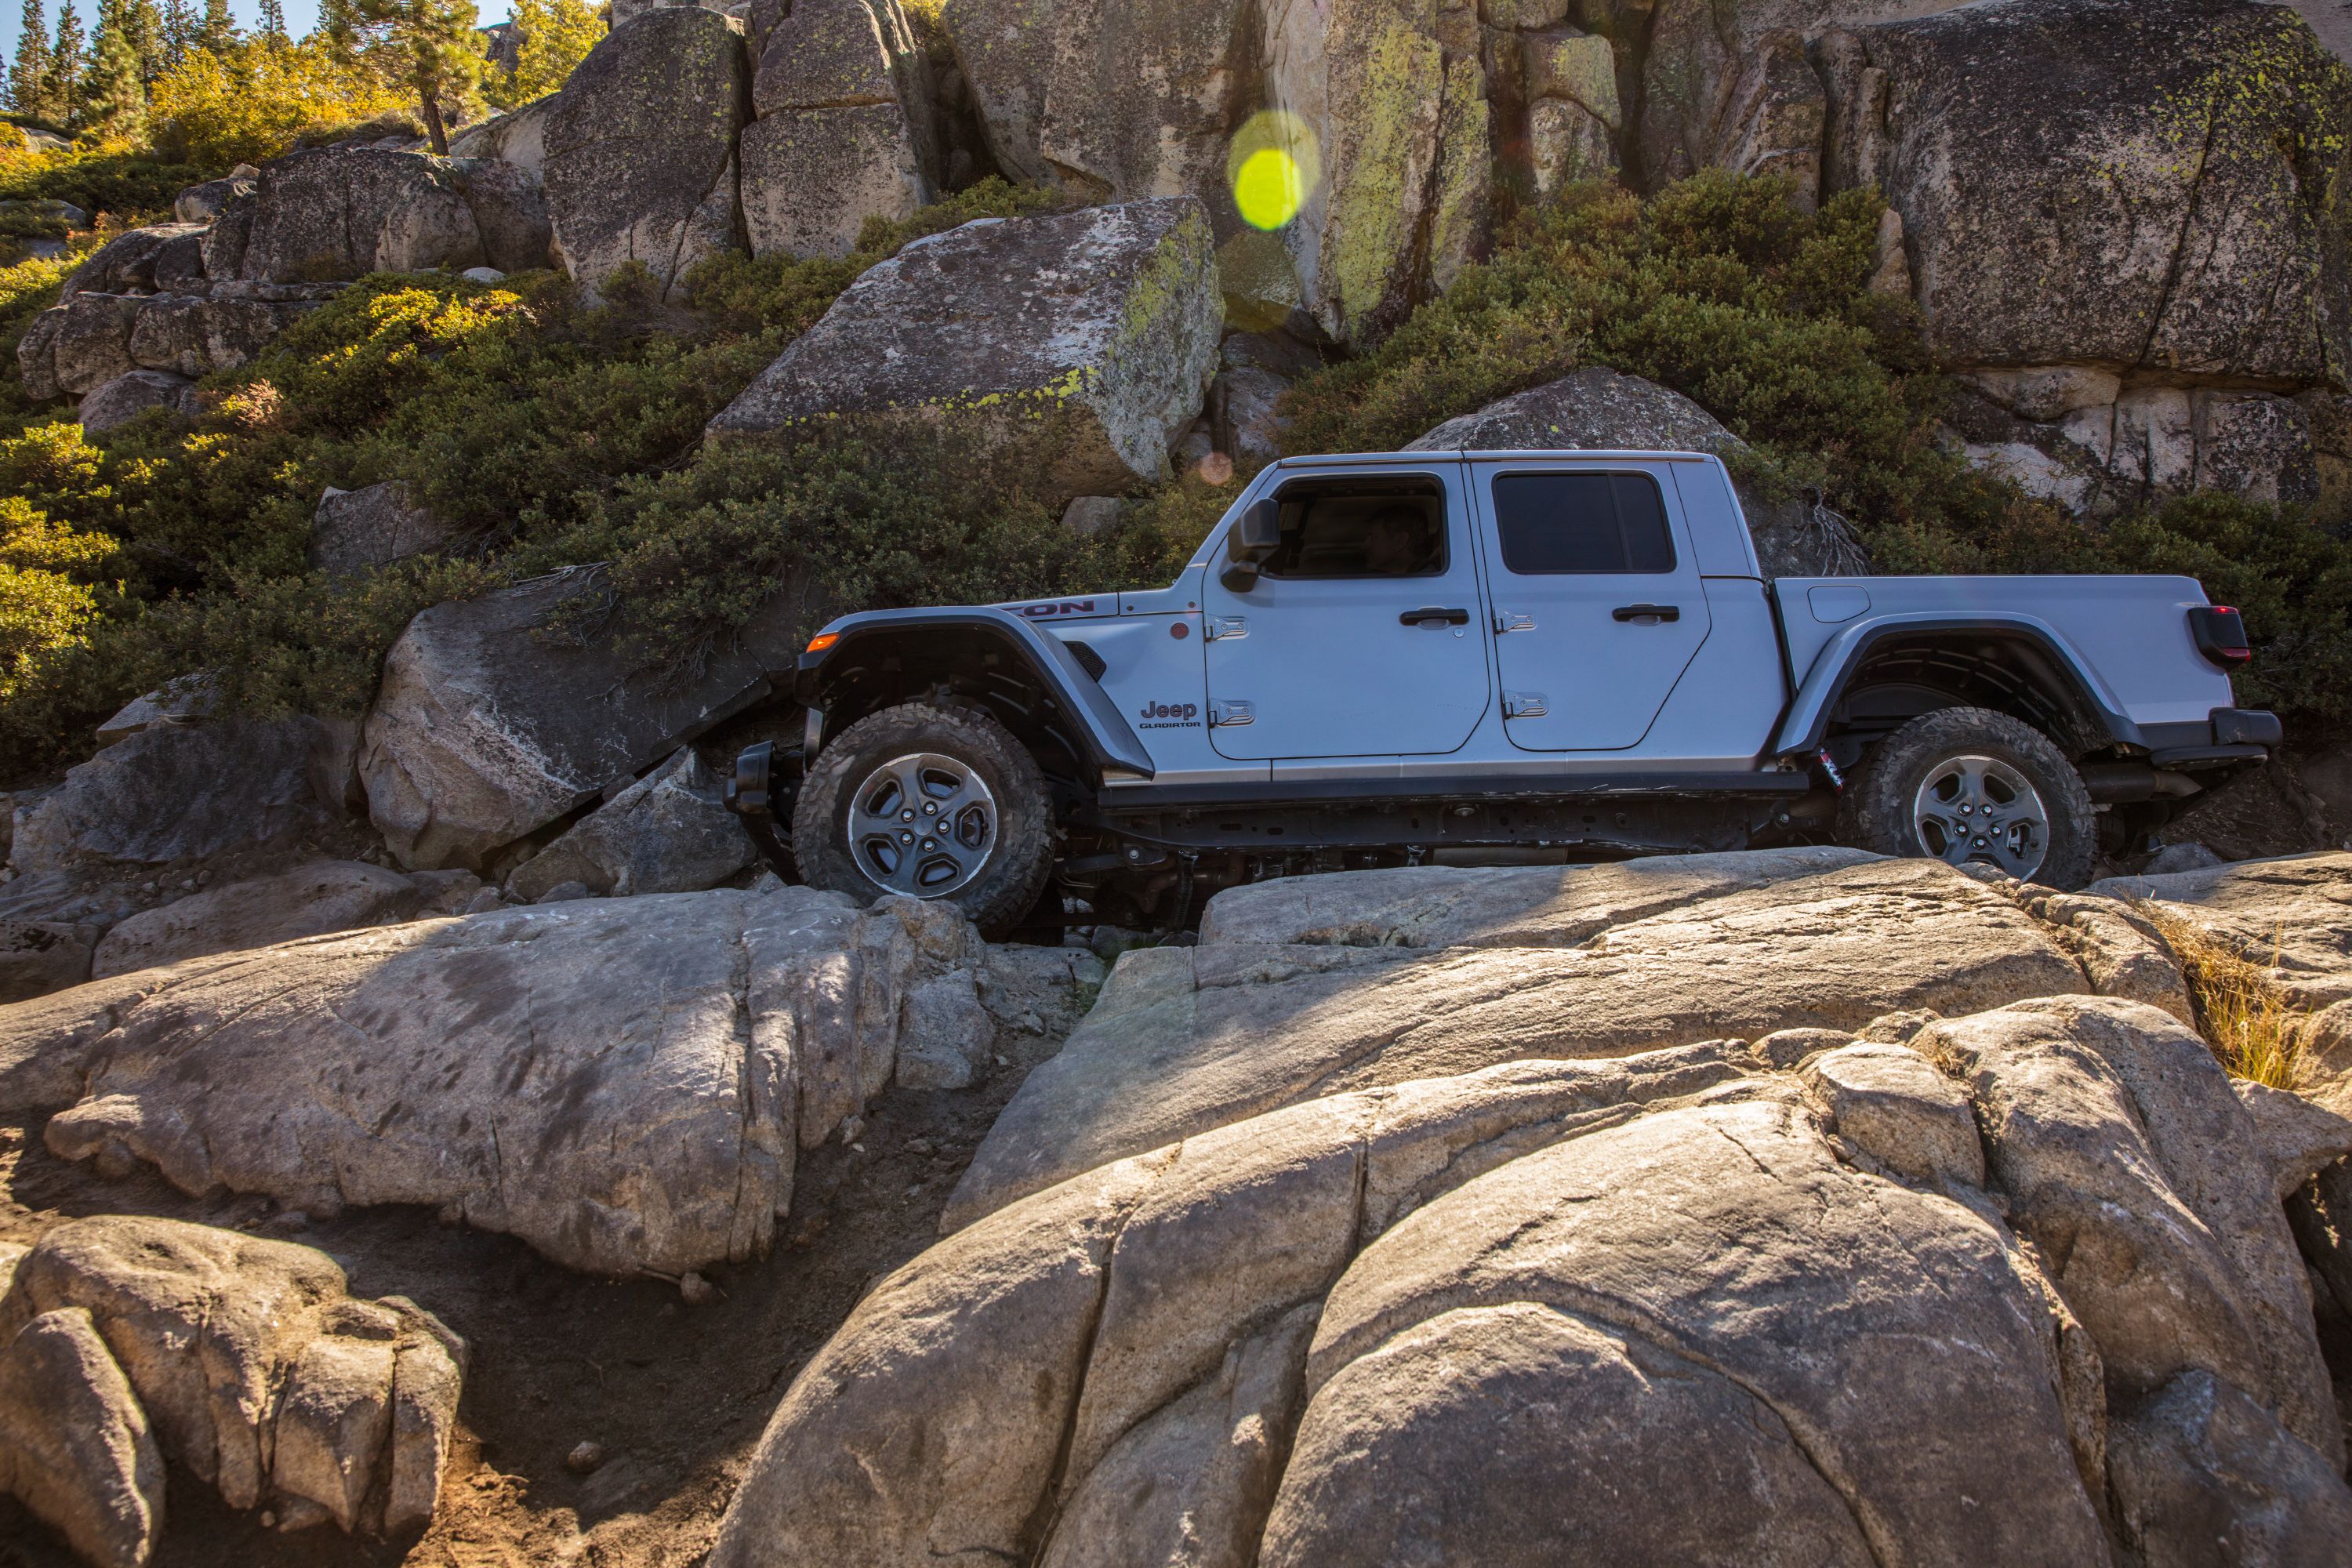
0;1216;464;1545
3;888;996;1276
543;6;750;299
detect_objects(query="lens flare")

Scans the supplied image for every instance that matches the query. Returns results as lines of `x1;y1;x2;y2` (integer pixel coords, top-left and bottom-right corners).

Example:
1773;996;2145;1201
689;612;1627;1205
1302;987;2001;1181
1227;111;1319;231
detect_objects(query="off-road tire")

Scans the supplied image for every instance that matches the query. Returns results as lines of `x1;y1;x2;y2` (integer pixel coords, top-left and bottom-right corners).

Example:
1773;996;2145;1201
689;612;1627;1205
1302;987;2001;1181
792;701;1055;937
1836;706;2096;889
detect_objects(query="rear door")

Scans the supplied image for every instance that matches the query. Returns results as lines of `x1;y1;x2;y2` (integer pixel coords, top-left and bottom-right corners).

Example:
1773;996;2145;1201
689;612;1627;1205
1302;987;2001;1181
1469;459;1711;751
1200;461;1491;760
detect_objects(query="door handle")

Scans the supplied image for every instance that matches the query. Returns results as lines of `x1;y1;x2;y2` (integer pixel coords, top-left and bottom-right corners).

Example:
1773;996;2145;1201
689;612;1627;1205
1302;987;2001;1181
1401;607;1471;626
1611;604;1682;622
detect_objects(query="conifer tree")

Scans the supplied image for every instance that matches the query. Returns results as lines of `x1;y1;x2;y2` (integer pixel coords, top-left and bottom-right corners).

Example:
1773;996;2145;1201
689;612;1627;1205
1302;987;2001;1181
194;0;231;53
9;0;48;117
354;0;481;154
157;0;193;65
48;0;84;118
121;0;159;78
75;0;143;136
257;0;285;40
314;0;360;65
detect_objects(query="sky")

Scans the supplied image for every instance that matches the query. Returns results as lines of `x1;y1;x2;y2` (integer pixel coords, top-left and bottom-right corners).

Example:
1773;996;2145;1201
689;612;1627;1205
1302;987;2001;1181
2;0;518;73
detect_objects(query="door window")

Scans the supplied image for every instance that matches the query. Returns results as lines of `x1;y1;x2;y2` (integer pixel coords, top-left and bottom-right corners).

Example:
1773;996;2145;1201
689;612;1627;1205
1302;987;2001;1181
1492;472;1675;575
1261;478;1449;579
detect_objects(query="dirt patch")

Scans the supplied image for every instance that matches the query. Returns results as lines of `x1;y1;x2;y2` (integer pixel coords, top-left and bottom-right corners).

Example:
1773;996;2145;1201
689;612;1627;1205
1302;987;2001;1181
0;978;1085;1568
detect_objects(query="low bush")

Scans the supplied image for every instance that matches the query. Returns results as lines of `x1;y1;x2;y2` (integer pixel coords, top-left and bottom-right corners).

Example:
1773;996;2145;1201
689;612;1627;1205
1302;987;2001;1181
0;146;215;222
0;180;1089;780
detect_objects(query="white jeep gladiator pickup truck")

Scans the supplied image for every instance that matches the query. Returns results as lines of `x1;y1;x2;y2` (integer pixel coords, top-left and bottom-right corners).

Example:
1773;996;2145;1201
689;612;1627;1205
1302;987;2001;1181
722;448;2275;933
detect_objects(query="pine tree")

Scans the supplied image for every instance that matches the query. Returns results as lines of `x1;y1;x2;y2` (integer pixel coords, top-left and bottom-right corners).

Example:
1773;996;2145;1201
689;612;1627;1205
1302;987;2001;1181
9;0;48;117
354;0;481;154
120;0;159;79
257;0;285;40
194;0;231;53
75;0;143;136
314;0;361;67
157;0;193;65
49;0;84;120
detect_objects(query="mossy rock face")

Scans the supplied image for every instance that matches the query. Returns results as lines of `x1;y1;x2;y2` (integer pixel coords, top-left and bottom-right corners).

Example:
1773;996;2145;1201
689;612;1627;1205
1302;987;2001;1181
741;0;934;260
543;6;752;300
938;0;1254;213
707;198;1224;497
208;148;553;285
1824;0;2352;382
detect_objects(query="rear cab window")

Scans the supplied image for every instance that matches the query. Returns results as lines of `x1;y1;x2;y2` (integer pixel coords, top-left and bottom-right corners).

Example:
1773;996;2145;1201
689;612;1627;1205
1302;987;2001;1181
1491;471;1675;575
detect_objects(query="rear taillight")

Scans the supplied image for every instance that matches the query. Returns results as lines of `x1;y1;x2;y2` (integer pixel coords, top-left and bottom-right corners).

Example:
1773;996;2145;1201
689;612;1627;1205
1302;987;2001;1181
2188;605;2252;669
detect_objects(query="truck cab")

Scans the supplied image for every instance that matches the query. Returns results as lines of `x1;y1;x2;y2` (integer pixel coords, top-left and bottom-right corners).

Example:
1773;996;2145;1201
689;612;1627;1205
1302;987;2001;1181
730;450;2274;934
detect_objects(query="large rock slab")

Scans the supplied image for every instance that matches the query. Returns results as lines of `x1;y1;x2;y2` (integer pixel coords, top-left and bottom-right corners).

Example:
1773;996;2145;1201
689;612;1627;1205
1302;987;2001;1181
1276;1094;2108;1566
938;0;1246;212
89;860;481;978
1820;0;2351;382
708;198;1222;495
122;291;317;379
950;852;2089;1225
9;718;345;878
710;1045;1756;1566
718;997;2336;1565
358;565;822;871
1923;996;2343;1468
1262;0;1489;342
77;368;199;435
0;1217;464;1537
740;0;929;260
1;888;1000;1276
543;6;750;299
713;988;2352;1567
60;223;209;298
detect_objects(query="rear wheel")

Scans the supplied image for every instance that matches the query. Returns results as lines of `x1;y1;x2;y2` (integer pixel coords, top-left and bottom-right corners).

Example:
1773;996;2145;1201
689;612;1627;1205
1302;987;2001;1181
1836;706;2096;888
792;702;1056;937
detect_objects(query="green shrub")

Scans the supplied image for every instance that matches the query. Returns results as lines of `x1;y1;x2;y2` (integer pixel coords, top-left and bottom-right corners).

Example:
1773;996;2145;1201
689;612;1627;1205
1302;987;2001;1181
531;422;1090;673
0;182;1083;780
0;147;216;221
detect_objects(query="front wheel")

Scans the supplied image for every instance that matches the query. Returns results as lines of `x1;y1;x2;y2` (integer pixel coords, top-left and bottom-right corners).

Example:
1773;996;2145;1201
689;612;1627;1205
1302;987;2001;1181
1836;706;2096;889
791;701;1056;937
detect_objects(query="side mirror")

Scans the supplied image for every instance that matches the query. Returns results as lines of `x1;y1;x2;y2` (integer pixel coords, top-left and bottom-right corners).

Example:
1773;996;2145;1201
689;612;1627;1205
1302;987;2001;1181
1221;499;1281;592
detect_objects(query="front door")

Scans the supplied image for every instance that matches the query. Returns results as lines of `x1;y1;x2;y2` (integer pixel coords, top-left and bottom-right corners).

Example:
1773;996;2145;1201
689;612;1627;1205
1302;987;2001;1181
1202;463;1491;761
1469;460;1712;751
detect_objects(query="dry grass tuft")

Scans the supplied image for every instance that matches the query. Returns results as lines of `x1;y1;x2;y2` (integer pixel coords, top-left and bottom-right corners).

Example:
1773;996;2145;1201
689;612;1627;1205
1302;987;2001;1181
2136;902;2312;1090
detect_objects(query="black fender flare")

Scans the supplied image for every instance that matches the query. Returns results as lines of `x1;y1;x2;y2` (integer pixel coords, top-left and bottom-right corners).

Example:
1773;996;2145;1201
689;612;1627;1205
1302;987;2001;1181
792;607;1156;785
1771;612;2143;760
